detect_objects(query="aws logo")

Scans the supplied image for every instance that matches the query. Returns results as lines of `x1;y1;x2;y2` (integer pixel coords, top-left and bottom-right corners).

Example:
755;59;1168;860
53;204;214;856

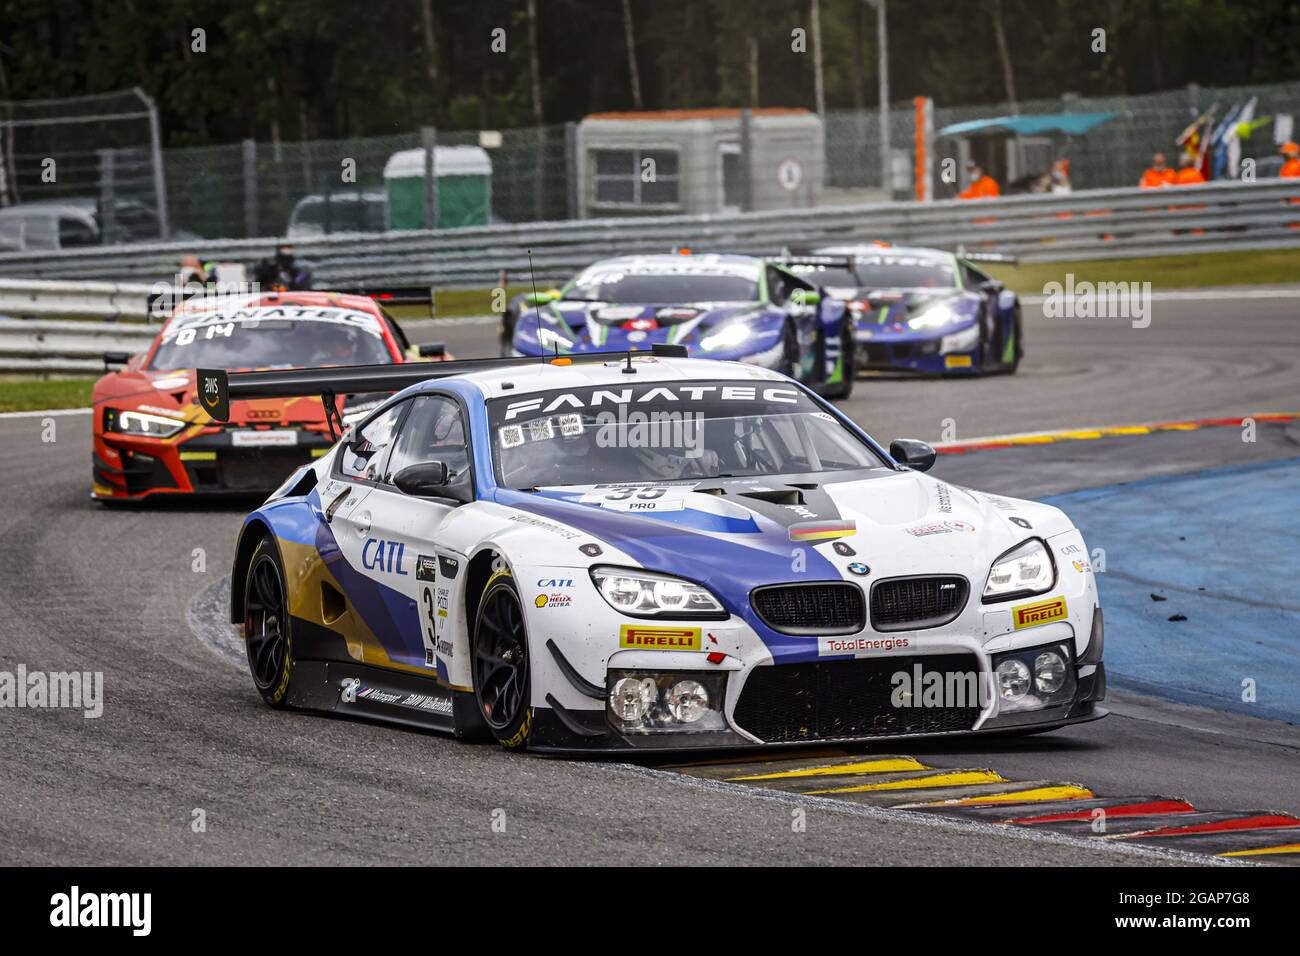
363;538;409;576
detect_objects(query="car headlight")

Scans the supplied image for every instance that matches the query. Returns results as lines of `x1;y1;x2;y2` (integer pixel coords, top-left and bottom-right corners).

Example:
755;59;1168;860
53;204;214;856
989;641;1077;714
107;408;187;438
940;324;981;353
700;323;751;351
908;305;958;330
590;566;726;618
982;538;1056;603
607;670;728;734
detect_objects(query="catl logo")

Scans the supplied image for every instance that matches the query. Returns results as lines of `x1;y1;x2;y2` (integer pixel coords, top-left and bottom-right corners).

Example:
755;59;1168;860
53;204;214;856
1012;597;1068;630
362;538;408;576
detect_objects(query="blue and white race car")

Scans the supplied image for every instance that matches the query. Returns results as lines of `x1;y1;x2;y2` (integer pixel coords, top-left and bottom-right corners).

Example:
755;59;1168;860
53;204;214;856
510;254;855;398
208;350;1104;754
803;245;1023;375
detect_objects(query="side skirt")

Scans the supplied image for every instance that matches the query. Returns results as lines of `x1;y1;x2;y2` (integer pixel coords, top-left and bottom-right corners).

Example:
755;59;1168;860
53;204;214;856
286;659;465;736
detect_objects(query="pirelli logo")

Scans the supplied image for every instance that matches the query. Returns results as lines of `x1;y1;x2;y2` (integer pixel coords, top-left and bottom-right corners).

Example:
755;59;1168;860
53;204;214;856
1012;597;1068;630
619;624;702;651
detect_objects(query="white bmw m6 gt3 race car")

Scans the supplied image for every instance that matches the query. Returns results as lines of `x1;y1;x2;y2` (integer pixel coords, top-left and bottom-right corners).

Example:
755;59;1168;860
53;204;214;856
204;347;1105;753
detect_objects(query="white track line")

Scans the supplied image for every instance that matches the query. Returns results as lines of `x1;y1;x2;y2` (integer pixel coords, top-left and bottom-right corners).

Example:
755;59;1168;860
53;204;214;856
0;406;92;420
605;762;1247;866
1021;288;1300;304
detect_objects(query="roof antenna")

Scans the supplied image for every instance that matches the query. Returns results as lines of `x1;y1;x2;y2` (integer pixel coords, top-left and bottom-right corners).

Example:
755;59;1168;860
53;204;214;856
527;249;545;366
622;348;635;374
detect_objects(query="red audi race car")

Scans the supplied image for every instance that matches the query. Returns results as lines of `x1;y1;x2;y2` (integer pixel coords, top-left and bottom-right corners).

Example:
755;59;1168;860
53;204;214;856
92;290;446;500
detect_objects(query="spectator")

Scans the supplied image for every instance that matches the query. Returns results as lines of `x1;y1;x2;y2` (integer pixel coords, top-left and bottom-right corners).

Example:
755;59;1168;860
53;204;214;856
1280;142;1300;179
253;243;313;291
1174;152;1206;185
1050;158;1072;194
1139;152;1176;188
958;161;1001;199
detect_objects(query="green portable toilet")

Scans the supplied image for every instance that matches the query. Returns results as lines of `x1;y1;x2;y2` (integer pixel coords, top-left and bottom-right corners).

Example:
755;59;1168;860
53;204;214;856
384;146;493;230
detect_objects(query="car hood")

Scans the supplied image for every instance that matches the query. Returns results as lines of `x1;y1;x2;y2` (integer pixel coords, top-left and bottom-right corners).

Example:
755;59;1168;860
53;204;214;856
528;301;766;351
497;468;1071;659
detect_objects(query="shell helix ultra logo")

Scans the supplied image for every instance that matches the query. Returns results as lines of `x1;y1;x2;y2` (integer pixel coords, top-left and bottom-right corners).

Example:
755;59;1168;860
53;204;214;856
1012;597;1068;630
618;624;701;651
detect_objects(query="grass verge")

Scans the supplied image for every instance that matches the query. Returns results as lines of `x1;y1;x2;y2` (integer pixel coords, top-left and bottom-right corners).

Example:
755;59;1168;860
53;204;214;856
983;247;1300;293
0;377;96;413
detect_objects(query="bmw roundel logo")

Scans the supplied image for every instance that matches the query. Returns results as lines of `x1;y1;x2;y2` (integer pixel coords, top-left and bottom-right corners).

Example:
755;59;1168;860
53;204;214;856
847;562;871;576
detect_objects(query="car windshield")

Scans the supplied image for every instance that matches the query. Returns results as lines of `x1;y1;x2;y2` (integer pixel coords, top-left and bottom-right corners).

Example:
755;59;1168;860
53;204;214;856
565;266;759;303
149;305;393;370
852;255;956;289
487;379;885;489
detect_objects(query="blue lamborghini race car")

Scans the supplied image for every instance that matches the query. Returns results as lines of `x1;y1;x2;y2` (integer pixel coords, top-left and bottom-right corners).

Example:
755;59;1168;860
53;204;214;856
803;245;1023;375
510;253;855;398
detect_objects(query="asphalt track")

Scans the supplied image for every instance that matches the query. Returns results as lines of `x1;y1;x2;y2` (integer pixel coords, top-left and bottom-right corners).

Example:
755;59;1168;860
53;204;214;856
0;294;1297;865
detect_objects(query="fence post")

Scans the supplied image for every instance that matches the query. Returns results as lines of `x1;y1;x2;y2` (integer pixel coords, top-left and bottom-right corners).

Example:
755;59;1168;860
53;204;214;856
97;148;117;244
134;87;170;239
564;121;579;220
242;139;258;238
422;125;438;230
740;108;753;213
534;125;545;222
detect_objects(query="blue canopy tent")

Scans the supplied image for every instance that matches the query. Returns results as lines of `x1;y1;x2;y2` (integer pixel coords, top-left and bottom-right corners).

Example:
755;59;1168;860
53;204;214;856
937;112;1119;193
938;112;1118;138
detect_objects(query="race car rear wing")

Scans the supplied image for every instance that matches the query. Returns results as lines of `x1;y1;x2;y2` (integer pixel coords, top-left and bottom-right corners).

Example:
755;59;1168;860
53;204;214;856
767;255;855;272
196;344;689;436
954;249;1020;265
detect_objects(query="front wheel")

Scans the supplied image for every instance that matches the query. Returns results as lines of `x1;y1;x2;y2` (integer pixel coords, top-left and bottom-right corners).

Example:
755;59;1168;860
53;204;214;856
471;569;534;749
244;538;296;708
776;321;799;379
819;322;857;400
1004;307;1023;373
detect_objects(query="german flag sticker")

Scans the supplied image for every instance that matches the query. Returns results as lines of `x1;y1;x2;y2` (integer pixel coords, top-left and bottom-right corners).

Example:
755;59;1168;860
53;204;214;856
1012;596;1068;630
789;519;856;542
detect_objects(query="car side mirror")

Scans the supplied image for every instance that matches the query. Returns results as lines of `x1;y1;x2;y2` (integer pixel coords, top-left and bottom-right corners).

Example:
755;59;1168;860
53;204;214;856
790;290;822;307
102;350;131;369
525;289;559;305
890;438;936;472
393;461;473;503
416;341;446;358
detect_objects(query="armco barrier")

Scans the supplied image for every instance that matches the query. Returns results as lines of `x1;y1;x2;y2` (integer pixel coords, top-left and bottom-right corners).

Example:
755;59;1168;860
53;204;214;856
0;179;1297;289
0;318;156;374
0;279;156;321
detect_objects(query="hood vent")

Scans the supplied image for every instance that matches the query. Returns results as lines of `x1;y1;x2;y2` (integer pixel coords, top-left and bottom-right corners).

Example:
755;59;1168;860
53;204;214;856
737;488;804;505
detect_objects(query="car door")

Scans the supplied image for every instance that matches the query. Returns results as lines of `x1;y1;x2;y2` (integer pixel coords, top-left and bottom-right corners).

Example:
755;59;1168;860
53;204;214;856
350;393;474;674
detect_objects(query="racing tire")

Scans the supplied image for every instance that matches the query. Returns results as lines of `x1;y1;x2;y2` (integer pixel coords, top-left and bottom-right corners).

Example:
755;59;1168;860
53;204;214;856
244;537;296;709
818;322;857;400
498;308;517;358
471;568;534;750
1004;307;1023;374
776;321;799;379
